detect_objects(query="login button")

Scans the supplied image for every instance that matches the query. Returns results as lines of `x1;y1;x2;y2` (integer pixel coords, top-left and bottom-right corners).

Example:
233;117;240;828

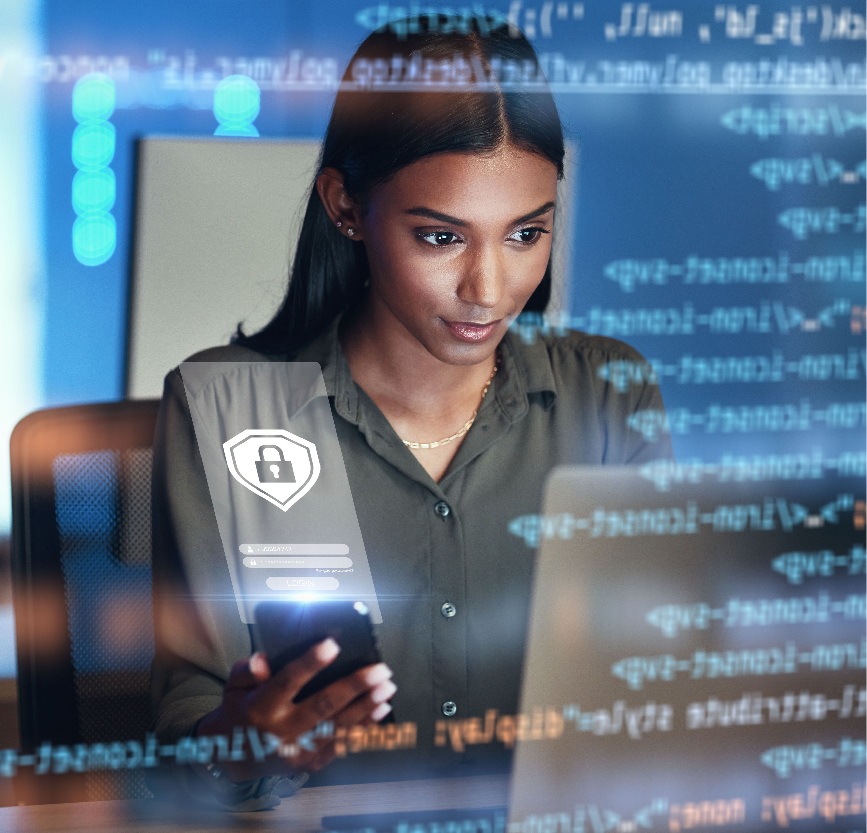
265;577;340;591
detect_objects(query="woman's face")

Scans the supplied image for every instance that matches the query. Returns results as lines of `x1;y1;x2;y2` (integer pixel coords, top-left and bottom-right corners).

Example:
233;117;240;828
355;142;559;366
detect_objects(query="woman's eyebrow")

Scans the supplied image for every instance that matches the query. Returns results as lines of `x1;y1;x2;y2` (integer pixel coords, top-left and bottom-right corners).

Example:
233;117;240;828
405;201;556;227
510;201;555;226
405;206;468;226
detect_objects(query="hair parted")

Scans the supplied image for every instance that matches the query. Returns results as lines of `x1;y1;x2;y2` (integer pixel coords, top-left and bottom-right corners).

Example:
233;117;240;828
234;14;565;356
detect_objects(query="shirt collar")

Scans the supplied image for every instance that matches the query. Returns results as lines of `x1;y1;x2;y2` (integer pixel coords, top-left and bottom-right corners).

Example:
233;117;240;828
495;327;558;420
292;313;360;424
292;314;559;425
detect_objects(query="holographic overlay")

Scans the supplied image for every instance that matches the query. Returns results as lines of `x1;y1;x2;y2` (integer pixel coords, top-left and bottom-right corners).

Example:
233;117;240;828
179;362;381;624
0;720;420;778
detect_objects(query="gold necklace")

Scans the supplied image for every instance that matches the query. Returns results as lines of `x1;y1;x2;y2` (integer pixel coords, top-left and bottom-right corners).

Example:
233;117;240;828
401;352;499;450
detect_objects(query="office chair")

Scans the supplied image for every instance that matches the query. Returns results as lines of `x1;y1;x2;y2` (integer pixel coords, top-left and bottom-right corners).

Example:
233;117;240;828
10;400;160;803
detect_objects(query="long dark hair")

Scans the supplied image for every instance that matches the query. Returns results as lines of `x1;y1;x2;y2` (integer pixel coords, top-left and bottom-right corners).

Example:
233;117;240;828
235;15;565;356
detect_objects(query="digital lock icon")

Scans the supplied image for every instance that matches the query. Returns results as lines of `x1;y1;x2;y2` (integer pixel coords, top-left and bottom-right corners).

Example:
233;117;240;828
255;444;296;483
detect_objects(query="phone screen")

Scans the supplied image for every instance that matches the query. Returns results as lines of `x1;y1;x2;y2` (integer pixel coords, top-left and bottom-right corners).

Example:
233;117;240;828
254;600;385;706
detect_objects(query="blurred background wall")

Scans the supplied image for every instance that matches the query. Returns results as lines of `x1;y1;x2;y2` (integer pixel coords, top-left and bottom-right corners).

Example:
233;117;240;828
1;0;44;755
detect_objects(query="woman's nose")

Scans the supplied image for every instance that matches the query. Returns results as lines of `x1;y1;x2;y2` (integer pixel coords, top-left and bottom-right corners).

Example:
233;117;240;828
456;244;505;310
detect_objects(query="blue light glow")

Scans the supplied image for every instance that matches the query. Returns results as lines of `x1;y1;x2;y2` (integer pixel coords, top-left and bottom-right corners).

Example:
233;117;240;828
72;73;116;123
72;169;116;214
71;122;116;172
72;213;116;266
213;75;260;137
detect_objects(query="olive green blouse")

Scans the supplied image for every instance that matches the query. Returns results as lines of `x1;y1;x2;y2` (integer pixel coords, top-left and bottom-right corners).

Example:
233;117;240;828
148;315;673;806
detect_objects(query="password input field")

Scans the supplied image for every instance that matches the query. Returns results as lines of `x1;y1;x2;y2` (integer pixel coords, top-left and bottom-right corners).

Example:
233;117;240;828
242;556;352;568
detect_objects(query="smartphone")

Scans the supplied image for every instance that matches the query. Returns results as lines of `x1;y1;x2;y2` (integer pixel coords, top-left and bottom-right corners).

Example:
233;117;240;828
253;600;388;707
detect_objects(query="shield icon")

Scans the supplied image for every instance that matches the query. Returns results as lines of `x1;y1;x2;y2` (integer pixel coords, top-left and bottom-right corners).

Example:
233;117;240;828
223;429;321;511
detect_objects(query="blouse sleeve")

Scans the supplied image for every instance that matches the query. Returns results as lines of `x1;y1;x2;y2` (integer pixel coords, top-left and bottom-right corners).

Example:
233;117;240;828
147;367;307;808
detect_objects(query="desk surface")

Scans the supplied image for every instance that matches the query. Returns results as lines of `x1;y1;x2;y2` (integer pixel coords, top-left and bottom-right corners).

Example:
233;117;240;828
0;775;510;833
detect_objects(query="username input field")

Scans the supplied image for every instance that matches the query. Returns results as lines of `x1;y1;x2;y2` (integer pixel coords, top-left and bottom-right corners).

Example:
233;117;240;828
239;544;349;555
242;556;353;568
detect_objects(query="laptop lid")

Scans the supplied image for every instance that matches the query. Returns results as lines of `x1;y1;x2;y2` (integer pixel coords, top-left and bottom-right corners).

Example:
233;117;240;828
509;464;865;832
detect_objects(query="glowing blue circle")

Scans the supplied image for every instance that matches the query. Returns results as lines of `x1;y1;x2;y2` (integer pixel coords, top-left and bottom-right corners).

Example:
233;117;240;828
72;122;116;172
213;75;260;127
72;73;116;123
72;170;116;214
73;212;116;266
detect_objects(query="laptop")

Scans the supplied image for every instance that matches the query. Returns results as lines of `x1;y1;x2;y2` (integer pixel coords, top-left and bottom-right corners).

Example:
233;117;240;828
508;464;865;833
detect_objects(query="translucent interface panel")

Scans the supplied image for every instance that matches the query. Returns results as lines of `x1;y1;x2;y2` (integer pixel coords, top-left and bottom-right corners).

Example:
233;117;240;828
180;361;380;624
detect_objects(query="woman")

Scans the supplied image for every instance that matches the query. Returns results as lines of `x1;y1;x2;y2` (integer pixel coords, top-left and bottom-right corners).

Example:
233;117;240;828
149;15;673;809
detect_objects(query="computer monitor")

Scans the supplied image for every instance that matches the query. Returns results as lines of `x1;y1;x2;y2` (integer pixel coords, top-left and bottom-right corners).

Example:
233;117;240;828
124;137;321;399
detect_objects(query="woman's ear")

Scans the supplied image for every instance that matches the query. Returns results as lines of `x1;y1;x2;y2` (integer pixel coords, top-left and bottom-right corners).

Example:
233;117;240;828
316;167;364;240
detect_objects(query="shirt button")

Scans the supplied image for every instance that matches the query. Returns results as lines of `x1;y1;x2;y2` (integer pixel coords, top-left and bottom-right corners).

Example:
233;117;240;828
434;501;451;518
442;701;457;717
440;602;456;618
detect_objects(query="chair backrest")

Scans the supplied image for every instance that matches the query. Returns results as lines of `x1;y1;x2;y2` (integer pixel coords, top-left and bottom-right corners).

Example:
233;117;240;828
10;400;160;803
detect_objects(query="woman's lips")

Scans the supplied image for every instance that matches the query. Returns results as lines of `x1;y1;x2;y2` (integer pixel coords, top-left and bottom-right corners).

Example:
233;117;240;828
445;320;500;342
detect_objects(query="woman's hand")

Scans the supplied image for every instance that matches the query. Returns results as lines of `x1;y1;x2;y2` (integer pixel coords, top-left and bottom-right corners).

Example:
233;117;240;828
195;638;396;781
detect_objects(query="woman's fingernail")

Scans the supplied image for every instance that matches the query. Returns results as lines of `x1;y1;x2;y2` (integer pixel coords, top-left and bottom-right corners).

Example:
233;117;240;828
371;702;392;722
364;663;392;686
250;652;268;675
371;680;397;704
317;638;340;662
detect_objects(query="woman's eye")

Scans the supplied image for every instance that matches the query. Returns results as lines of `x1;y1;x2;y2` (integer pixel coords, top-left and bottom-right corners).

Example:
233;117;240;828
419;231;461;246
509;227;549;244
